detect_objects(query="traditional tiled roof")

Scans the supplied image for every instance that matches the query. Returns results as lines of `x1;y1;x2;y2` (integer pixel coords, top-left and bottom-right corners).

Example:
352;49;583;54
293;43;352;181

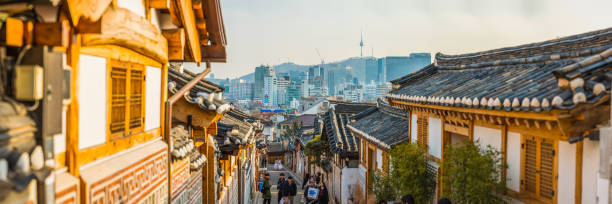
348;98;410;150
388;28;612;112
279;114;317;127
170;126;206;172
323;102;375;157
168;66;232;114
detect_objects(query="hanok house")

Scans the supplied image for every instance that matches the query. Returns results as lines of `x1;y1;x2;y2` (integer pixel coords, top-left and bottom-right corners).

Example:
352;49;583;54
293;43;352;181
293;116;319;179
386;28;612;204
321;101;375;204
347;98;411;203
0;0;227;203
214;109;262;204
167;66;230;204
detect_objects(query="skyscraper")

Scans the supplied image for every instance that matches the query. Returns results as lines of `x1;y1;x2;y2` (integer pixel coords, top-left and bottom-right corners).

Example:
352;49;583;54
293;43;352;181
365;58;378;84
385;53;430;82
263;75;277;107
254;65;274;100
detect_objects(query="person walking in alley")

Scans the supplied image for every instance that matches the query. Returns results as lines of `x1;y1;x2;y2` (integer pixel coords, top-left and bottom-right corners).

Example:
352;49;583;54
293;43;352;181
317;182;329;204
284;176;297;204
401;194;415;204
277;173;287;203
262;173;272;204
303;172;310;188
304;181;317;204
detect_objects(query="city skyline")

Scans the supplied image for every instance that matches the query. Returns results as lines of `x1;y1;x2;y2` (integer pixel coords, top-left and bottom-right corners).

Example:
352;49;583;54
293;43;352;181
200;0;612;78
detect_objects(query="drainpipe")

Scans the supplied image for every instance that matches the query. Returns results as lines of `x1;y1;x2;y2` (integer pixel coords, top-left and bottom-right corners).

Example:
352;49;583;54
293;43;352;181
165;62;211;203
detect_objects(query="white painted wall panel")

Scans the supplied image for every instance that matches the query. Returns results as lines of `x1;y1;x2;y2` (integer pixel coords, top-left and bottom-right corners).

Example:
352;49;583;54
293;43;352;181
506;131;521;192
78;55;107;150
582;139;600;204
428;117;442;158
558;141;576;204
341;168;361;204
473;126;502;151
411;114;417;143
118;0;146;18
145;66;161;131
376;149;383;170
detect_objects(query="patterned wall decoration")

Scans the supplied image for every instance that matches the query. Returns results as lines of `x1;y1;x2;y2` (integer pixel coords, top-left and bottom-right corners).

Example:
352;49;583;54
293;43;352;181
80;140;168;204
55;171;79;204
171;169;202;204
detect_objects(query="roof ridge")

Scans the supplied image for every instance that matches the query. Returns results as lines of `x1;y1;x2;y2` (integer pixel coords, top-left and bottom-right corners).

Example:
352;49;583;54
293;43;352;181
436;27;612;60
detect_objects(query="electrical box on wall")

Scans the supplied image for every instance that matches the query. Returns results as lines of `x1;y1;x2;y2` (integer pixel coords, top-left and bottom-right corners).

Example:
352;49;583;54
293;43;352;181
14;65;44;101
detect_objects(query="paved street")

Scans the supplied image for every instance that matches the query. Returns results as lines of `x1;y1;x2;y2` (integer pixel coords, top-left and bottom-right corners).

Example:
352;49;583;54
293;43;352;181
255;164;305;204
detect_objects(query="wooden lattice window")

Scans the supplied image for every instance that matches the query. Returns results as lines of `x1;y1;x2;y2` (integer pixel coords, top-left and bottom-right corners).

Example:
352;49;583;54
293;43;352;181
108;60;145;141
522;135;556;202
417;116;429;149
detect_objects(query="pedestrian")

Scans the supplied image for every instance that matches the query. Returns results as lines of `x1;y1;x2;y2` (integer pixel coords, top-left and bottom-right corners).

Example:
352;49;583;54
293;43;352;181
285;176;298;204
303;172;310;188
261;173;271;204
304;181;317;204
378;201;387;204
401;194;415;204
317;182;329;204
277;173;286;204
438;197;451;204
315;172;321;184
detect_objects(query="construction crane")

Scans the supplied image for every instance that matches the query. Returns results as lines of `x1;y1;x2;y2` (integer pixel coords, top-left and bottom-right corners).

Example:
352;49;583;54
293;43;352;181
315;48;325;65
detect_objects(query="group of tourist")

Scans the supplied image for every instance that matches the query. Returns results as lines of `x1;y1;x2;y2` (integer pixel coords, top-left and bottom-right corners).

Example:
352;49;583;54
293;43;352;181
259;171;329;204
378;194;452;204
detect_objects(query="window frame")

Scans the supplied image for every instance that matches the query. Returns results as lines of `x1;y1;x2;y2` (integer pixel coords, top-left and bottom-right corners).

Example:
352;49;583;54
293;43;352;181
106;59;146;141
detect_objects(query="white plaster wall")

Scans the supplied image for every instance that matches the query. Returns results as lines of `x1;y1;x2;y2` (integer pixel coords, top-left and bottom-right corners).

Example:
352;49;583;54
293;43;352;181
428;117;442;158
376;149;383;170
597;176;609;204
78;55;107;150
473;126;502;151
558;141;576;204
506;131;521;192
145;66;161;131
411;114;417;143
582;139;600;204
341;168;361;204
118;0;146;18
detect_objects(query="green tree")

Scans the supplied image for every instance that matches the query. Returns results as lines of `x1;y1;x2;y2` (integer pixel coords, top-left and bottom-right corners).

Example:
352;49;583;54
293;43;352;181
369;171;397;202
304;136;329;166
281;120;300;139
442;140;507;204
390;143;437;203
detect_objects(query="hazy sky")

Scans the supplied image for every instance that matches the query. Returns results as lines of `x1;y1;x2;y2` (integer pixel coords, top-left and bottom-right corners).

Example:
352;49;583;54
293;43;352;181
206;0;612;79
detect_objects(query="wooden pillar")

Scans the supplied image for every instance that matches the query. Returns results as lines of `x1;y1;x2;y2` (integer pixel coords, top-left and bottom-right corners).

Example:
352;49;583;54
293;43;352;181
502;124;508;187
576;141;583;204
66;33;81;176
207;143;215;204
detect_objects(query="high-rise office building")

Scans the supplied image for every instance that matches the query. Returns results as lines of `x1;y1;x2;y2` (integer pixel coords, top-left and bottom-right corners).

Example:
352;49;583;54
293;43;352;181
377;58;386;83
385;53;430;82
229;79;253;100
263;76;277;107
286;81;301;105
276;76;290;106
365;58;378;84
254;65;274;100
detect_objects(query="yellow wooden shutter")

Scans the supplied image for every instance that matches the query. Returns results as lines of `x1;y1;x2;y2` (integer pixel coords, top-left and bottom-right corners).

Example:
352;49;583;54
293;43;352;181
523;136;537;194
382;152;389;174
129;65;144;132
539;139;555;199
417;116;429;149
110;66;127;138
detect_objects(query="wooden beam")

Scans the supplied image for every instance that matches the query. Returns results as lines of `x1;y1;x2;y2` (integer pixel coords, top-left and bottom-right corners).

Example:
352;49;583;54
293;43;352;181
81;8;168;63
75;18;102;34
575;141;583;204
175;0;201;64
1;17;23;47
390;100;562;121
34;21;70;47
162;28;185;61
66;0;112;26
150;0;170;9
